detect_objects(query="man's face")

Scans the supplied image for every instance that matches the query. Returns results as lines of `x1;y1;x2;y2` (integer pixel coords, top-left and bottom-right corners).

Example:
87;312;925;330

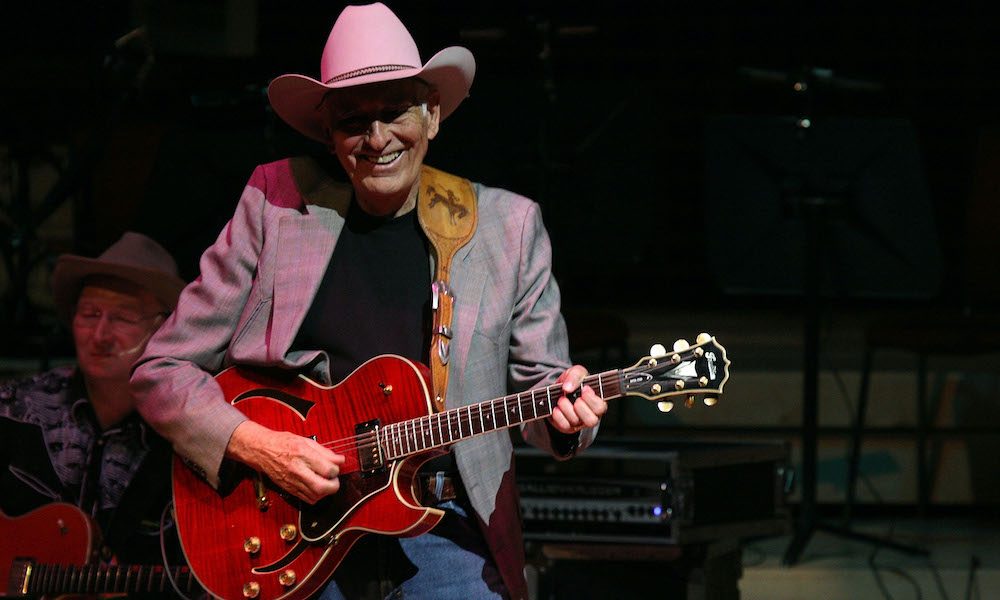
72;277;165;383
326;78;441;216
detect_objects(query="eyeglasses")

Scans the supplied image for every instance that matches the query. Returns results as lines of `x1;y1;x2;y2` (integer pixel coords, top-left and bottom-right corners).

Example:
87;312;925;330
74;303;166;335
332;103;426;136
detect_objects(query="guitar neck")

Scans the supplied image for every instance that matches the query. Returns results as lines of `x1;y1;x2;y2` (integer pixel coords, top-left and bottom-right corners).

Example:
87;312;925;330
379;369;623;460
9;559;196;597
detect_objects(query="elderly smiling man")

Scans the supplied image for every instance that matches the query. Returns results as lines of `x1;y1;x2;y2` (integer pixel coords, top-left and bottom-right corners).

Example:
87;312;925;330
131;4;607;599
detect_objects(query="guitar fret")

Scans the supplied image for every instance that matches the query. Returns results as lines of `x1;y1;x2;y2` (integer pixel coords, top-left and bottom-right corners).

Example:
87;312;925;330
85;565;94;593
426;415;434;447
34;563;47;594
396;425;406;456
503;397;510;427
437;413;444;446
478;403;485;433
546;386;552;411
52;565;61;593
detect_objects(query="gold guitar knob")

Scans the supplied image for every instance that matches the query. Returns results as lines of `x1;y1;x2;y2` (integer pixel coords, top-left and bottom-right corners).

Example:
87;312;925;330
243;582;261;598
650;384;662;394
696;332;712;344
685;396;696;409
674;380;685;390
279;523;298;541
243;536;261;554
657;401;674;413
279;570;297;587
699;376;709;387
704;397;718;407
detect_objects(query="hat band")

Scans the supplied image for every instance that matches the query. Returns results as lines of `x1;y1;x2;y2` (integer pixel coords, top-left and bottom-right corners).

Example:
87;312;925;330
325;64;417;84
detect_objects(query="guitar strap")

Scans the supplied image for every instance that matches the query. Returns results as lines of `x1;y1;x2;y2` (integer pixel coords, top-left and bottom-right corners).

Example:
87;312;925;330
416;165;478;413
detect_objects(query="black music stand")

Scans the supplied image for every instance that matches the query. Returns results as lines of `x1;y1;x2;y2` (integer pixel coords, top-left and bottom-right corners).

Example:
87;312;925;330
704;115;942;565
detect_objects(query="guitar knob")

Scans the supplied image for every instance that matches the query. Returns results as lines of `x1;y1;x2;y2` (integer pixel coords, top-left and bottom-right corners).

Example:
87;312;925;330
672;339;690;352
685;396;696;408
674;380;685;390
650;384;662;394
243;582;261;598
279;569;297;587
649;343;667;358
243;536;261;555
699;376;709;387
696;332;712;344
657;401;674;413
704;397;718;407
279;523;298;541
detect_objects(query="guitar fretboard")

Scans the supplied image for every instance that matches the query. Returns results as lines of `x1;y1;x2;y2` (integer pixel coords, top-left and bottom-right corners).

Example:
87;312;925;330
11;559;196;596
378;369;624;460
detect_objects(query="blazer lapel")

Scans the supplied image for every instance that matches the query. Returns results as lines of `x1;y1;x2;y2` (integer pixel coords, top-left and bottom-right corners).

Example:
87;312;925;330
448;237;484;408
270;207;344;360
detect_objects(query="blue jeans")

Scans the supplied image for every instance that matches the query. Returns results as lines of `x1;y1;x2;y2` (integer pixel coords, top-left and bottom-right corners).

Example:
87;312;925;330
318;499;508;600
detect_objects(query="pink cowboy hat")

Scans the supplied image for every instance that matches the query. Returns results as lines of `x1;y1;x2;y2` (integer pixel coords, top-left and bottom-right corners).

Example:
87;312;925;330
267;2;476;143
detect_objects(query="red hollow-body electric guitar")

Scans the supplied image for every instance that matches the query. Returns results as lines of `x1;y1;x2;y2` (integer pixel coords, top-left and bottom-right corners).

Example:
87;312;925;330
172;335;730;600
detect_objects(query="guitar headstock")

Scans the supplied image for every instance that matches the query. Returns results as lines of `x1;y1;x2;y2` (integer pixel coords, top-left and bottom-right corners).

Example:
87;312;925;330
622;333;730;412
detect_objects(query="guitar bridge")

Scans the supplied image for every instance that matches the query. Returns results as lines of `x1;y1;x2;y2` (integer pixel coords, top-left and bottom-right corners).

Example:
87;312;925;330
355;419;385;475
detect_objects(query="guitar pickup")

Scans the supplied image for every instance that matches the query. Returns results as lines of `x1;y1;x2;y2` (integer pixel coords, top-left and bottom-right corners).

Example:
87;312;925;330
355;419;385;475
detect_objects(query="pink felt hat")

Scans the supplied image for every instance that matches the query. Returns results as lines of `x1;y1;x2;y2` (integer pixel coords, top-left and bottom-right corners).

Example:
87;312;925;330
267;2;476;143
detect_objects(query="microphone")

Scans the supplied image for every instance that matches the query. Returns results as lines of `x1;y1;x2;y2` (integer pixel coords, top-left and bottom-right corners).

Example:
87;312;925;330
114;329;155;358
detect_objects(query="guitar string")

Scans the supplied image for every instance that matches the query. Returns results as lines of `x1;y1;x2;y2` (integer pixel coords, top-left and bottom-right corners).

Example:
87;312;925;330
313;372;622;457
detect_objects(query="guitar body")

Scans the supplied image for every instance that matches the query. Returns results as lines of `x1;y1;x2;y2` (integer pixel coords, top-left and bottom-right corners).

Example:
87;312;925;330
172;355;447;600
1;503;93;597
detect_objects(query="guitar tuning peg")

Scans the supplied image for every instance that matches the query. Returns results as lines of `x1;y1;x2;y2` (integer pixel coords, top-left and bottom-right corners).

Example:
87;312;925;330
672;339;690;352
703;397;718;407
685;396;696;409
696;332;712;344
649;343;667;358
657;401;674;413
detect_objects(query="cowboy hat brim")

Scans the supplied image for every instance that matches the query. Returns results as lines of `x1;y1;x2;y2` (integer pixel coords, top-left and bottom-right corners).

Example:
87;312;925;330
52;256;187;324
268;46;475;143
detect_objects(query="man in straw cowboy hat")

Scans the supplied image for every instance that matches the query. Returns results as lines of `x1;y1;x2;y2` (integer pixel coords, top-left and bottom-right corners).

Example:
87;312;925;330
131;3;606;598
1;232;186;567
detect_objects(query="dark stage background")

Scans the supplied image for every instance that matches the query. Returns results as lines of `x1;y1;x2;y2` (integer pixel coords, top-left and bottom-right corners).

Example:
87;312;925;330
2;0;999;350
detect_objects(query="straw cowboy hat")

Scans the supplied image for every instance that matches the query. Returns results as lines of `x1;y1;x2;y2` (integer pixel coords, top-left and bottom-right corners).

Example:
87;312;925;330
267;2;476;143
51;232;187;322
